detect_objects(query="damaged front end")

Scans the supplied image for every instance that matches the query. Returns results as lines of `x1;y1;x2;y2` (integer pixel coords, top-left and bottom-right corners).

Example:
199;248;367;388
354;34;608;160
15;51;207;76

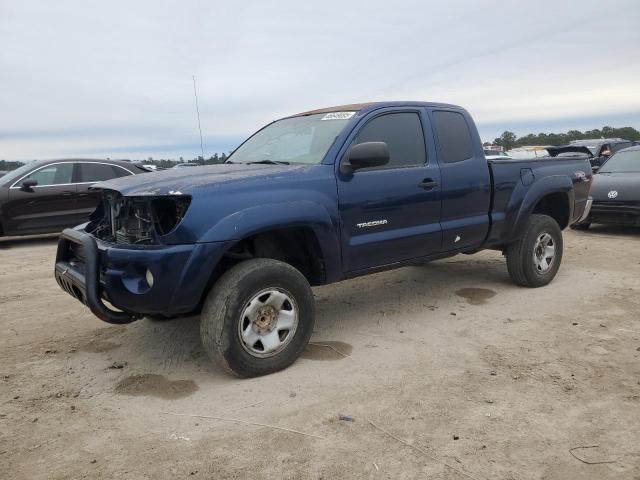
54;188;201;324
86;189;191;245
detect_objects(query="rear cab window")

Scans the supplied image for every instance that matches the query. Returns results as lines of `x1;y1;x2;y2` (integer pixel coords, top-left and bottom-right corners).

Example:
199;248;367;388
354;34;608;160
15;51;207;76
432;110;474;163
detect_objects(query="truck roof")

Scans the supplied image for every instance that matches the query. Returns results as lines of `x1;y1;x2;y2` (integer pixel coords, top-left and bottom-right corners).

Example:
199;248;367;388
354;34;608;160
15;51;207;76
292;101;463;117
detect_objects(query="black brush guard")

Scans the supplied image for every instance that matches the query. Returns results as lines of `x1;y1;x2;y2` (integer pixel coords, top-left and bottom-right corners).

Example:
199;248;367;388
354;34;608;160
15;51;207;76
55;228;140;324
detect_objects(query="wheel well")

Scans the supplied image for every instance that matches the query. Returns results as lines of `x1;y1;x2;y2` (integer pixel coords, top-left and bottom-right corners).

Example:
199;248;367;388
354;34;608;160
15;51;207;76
532;192;570;229
205;226;326;293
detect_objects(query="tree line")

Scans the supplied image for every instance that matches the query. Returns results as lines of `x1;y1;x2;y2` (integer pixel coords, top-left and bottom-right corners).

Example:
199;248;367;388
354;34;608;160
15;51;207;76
142;153;230;169
0;160;25;171
490;126;640;151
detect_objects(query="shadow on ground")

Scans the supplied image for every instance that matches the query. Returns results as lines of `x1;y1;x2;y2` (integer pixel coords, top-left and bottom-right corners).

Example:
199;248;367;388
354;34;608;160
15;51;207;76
577;225;639;237
0;233;59;249
106;254;510;378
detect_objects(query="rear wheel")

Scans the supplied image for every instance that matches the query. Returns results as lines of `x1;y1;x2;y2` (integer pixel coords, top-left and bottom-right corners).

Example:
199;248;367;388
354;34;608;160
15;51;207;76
200;258;314;377
506;214;563;288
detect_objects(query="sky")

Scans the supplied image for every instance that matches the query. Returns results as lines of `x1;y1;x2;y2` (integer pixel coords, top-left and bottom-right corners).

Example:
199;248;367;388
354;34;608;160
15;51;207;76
1;0;639;161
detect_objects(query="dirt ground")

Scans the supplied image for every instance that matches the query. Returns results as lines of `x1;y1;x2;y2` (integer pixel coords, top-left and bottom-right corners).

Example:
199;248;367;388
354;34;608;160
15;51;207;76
1;227;639;480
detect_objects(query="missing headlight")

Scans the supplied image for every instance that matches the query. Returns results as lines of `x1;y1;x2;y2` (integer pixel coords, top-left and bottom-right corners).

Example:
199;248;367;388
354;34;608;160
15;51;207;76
151;197;192;236
87;190;191;245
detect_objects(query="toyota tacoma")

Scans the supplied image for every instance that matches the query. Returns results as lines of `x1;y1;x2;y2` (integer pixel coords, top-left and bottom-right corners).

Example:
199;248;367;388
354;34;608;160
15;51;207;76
55;102;593;377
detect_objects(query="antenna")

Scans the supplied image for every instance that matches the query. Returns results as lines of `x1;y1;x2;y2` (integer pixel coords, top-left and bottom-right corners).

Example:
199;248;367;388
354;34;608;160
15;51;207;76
192;75;205;160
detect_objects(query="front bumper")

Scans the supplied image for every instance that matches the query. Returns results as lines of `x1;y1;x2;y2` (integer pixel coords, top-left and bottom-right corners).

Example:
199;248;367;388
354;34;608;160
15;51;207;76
587;201;640;226
55;228;231;324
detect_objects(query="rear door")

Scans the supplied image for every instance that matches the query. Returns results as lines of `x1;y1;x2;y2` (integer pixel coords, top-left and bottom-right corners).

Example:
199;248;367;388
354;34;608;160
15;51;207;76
5;162;77;235
336;109;442;272
75;162;133;223
429;108;491;251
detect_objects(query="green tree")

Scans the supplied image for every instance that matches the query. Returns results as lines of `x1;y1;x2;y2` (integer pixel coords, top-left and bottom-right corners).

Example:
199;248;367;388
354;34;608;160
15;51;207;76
494;131;517;150
0;160;24;171
511;125;640;147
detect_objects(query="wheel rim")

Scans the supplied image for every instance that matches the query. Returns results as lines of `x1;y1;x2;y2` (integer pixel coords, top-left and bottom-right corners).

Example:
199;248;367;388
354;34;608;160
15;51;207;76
237;288;299;358
533;232;556;274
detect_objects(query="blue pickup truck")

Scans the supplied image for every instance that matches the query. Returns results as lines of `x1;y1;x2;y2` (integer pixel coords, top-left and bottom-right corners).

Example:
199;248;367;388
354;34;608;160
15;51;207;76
55;101;592;377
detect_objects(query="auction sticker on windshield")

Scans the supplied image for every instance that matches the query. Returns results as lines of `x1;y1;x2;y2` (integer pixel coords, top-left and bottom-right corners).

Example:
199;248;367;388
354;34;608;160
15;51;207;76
321;112;355;121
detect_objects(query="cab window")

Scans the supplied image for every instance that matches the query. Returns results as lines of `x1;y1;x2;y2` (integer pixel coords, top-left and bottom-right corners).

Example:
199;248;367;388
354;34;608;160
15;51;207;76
350;112;426;169
432;110;474;163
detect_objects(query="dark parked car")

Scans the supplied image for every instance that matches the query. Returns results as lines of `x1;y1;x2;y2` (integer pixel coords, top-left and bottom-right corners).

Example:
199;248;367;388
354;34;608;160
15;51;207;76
547;145;594;159
55;101;592;377
572;145;640;229
0;159;149;237
569;138;633;169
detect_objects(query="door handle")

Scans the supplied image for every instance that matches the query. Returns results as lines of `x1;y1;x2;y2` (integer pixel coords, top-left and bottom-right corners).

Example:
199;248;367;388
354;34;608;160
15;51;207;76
418;179;438;190
60;191;75;196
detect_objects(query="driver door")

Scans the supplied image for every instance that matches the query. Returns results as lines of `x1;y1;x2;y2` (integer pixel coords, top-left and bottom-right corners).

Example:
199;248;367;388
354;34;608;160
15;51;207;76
336;110;442;272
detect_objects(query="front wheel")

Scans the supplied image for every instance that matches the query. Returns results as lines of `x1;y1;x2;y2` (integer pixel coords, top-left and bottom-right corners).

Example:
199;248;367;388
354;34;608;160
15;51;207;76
506;214;563;288
200;258;315;377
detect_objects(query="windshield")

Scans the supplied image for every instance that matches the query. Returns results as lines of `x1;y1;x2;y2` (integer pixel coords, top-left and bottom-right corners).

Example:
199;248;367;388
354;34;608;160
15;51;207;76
0;162;40;185
599;149;640;173
228;112;354;164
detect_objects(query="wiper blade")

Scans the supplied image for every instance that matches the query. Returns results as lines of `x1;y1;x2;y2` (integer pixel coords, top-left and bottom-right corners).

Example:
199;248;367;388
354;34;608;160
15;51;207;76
246;159;290;165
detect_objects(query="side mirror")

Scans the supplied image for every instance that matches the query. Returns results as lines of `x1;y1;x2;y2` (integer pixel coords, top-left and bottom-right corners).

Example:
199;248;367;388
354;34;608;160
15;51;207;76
21;179;38;191
342;142;389;173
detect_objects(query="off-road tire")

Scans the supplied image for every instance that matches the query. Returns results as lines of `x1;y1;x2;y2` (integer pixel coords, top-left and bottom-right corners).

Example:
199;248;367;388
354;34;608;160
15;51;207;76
506;214;563;288
200;258;314;377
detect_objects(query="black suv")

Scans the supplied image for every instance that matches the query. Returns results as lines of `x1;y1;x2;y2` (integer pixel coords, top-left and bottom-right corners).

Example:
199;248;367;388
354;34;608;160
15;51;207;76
0;159;149;237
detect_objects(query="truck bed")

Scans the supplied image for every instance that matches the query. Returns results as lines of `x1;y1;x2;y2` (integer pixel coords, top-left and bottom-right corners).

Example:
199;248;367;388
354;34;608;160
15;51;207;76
485;157;592;247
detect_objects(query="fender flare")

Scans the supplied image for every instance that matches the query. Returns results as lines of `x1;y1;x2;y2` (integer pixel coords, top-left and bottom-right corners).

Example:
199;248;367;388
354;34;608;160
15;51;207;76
507;175;574;243
199;200;341;280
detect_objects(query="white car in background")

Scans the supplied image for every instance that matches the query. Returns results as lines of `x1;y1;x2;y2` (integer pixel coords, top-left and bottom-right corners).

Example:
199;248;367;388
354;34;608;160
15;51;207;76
507;147;551;159
484;149;512;160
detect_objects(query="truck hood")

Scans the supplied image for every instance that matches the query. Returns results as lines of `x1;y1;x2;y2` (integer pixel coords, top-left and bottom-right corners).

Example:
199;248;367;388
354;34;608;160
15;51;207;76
94;163;312;196
591;172;640;202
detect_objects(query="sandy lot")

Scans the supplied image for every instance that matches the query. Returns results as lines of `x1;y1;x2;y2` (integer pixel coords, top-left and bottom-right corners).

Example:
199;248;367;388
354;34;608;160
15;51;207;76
1;227;639;479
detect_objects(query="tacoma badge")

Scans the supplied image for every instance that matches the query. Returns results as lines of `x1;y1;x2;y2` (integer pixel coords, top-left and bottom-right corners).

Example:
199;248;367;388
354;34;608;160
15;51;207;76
356;219;388;228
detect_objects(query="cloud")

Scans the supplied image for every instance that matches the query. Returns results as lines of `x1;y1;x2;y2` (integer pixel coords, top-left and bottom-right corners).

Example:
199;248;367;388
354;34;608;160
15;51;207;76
1;0;639;160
